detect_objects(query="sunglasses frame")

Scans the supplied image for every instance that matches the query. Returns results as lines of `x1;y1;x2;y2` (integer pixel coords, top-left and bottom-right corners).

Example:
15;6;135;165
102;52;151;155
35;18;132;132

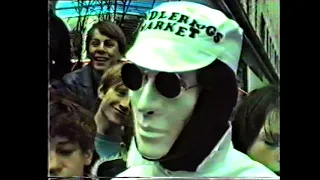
122;63;198;98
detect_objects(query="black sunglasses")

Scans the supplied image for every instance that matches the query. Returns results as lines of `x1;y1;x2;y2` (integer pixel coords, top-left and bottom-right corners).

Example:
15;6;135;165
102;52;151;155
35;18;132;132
121;63;197;98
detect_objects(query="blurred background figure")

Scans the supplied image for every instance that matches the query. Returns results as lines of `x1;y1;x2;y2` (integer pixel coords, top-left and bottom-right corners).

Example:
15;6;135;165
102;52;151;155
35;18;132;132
49;6;72;82
91;62;133;177
232;85;280;175
62;21;127;112
49;89;97;178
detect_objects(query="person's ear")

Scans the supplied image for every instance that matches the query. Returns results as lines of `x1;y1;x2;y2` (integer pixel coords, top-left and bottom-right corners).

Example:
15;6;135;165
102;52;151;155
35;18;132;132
83;150;93;166
98;85;105;100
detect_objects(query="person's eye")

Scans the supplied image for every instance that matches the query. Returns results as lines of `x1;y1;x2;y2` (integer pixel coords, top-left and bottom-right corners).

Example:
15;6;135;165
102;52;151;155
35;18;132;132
57;149;74;156
91;40;100;47
105;42;115;47
264;141;279;148
117;91;127;97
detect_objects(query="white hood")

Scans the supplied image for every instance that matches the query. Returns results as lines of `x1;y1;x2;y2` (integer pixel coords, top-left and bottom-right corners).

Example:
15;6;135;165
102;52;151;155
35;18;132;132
113;125;279;178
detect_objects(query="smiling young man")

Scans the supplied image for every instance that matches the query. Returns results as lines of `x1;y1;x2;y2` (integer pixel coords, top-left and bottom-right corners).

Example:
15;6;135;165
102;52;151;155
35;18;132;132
113;1;279;178
90;62;133;177
62;21;126;112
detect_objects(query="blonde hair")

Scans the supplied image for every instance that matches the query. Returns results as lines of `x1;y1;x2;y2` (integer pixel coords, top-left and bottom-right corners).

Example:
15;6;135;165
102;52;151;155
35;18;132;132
99;61;127;93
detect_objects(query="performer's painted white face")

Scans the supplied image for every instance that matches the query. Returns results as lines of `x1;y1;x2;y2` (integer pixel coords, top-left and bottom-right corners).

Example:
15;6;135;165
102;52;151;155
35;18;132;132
130;70;200;159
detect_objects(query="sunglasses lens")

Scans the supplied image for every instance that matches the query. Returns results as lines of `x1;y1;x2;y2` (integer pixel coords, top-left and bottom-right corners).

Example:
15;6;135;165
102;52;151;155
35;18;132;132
155;72;181;98
121;63;143;91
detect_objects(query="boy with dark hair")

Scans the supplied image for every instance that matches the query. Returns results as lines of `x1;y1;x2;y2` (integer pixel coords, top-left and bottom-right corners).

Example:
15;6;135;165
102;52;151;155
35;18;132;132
232;86;280;175
49;89;97;177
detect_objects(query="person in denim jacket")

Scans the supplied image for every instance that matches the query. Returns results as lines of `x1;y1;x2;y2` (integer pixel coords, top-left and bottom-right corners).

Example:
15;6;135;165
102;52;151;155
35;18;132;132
91;62;133;178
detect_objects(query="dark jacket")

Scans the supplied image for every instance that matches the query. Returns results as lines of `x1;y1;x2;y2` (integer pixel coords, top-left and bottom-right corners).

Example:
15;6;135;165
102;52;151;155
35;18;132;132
62;64;101;112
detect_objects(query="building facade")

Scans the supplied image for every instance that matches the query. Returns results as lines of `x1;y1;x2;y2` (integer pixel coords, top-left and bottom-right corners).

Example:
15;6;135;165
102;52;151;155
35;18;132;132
53;0;280;88
239;0;280;76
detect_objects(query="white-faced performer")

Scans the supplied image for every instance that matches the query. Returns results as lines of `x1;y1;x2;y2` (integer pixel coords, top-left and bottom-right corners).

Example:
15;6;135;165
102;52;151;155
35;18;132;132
116;1;279;178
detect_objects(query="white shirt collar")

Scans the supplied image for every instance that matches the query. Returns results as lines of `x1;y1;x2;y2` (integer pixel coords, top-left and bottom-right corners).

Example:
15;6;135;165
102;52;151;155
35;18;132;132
196;122;233;172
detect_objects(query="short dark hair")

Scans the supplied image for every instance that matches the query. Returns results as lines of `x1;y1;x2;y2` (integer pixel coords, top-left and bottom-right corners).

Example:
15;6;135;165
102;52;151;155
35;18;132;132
86;21;127;55
50;89;97;152
231;85;280;153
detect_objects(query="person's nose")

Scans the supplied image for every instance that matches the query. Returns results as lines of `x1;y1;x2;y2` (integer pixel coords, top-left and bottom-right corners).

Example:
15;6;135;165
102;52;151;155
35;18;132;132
96;43;107;54
49;151;63;176
136;78;159;116
119;98;130;114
